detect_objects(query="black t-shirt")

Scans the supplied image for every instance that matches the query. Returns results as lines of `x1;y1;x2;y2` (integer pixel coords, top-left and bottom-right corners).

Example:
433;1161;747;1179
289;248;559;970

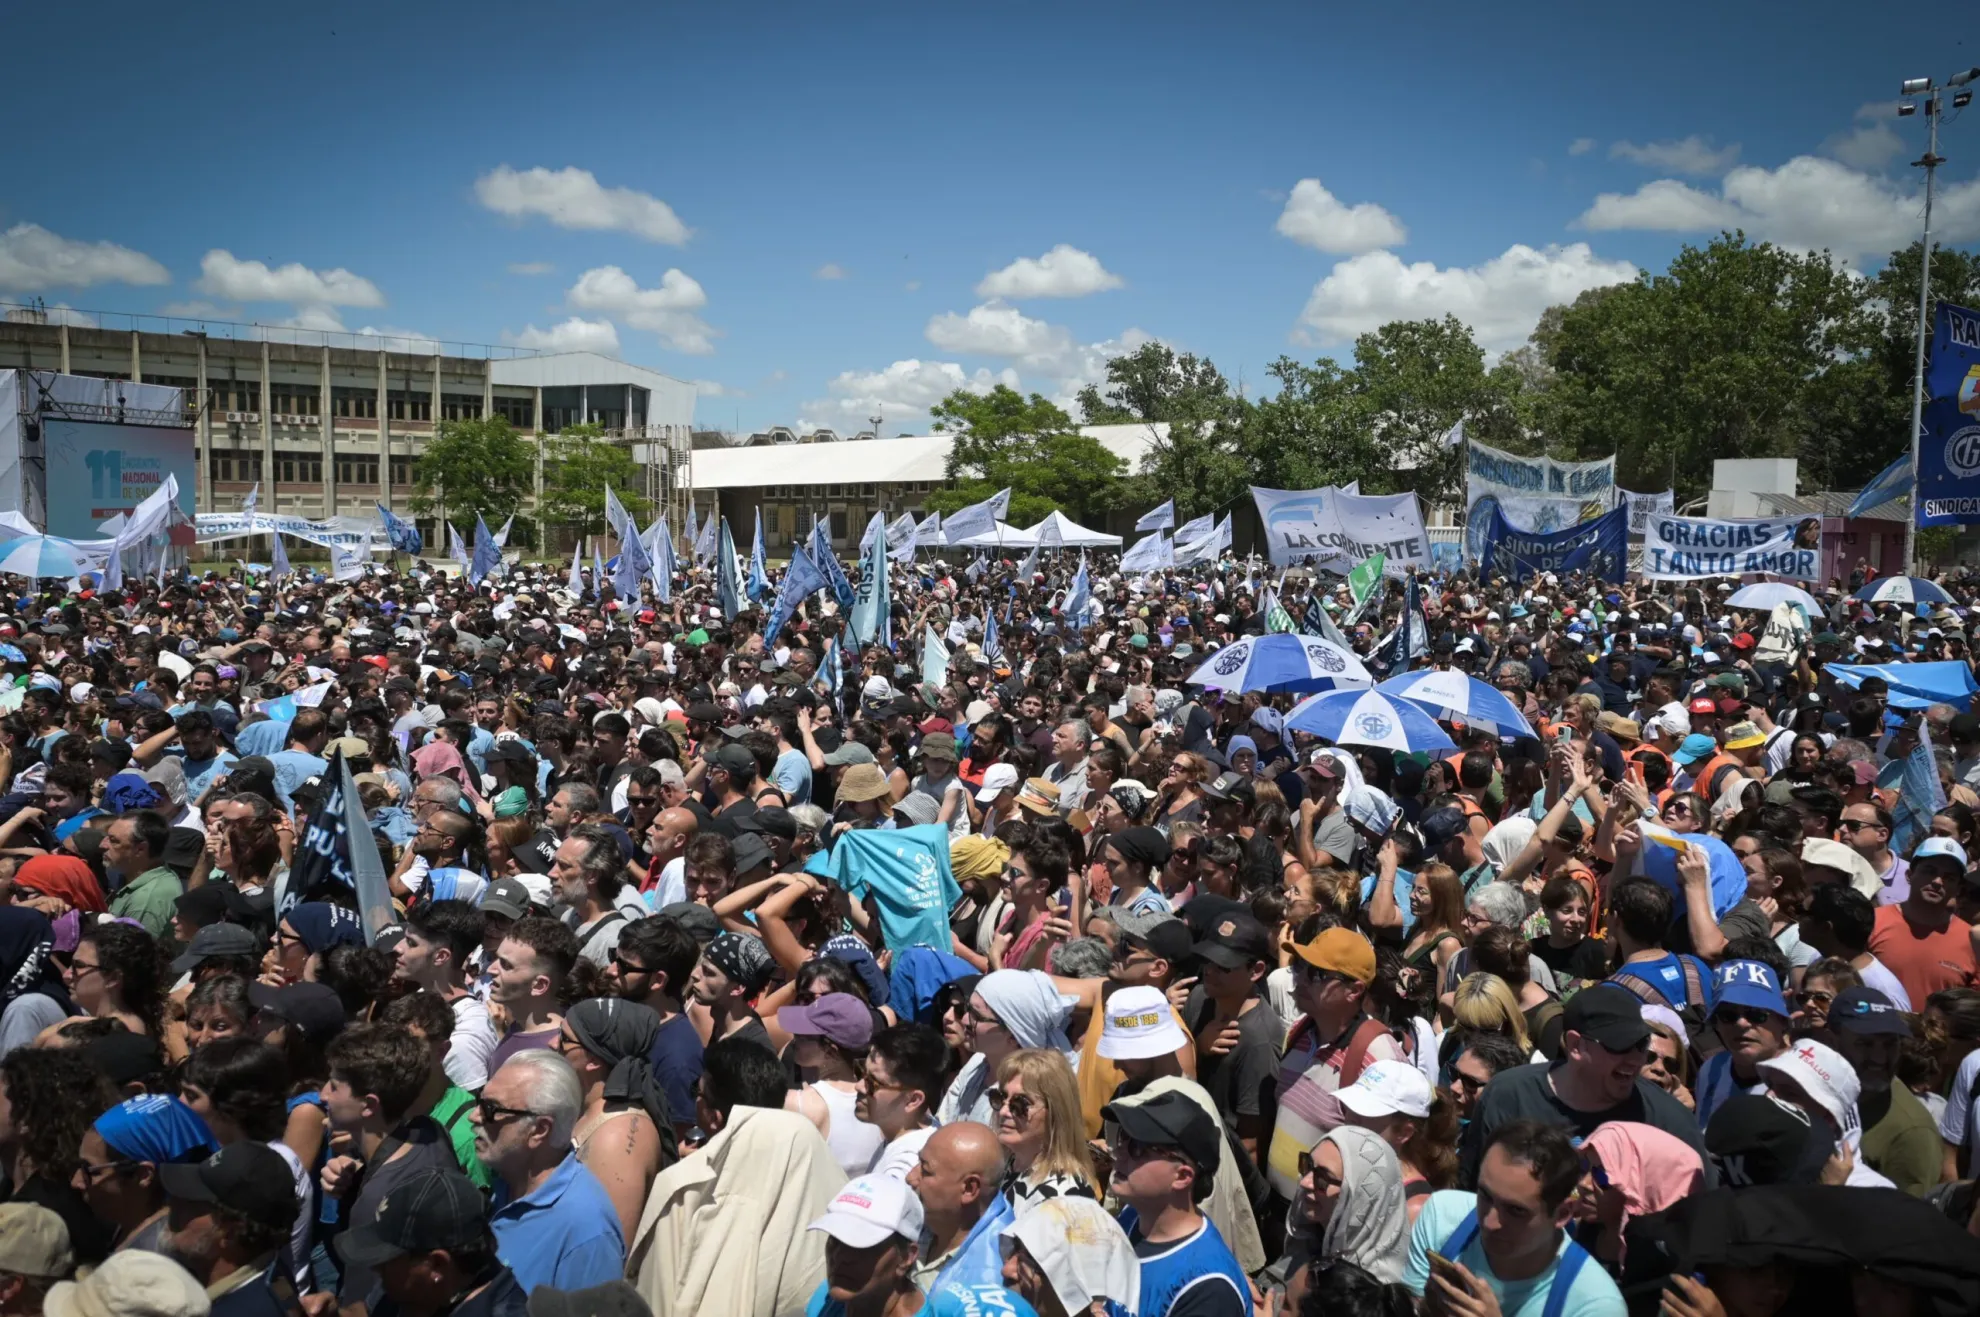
2;1171;111;1264
1185;995;1284;1127
1531;935;1612;984
1457;1062;1711;1189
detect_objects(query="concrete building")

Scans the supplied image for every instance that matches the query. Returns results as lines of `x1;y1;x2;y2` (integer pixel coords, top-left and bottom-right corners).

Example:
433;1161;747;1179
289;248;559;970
688;422;1170;553
0;308;697;549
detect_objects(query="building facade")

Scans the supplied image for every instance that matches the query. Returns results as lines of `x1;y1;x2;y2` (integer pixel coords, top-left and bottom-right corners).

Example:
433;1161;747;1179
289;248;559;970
0;311;697;550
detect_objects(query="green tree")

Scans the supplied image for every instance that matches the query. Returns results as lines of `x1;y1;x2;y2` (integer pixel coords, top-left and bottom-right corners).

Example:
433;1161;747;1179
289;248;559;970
927;386;1126;525
409;417;534;537
1342;315;1532;505
538;422;651;540
1076;342;1251;517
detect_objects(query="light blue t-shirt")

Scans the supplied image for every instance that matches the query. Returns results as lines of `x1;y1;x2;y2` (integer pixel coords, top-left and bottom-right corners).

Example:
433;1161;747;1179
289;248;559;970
266;749;329;809
1359;869;1417;935
773;747;814;806
1405;1190;1624;1317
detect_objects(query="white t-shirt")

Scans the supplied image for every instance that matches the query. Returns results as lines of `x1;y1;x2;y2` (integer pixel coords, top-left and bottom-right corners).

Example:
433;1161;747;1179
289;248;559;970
1858;956;1913;1012
445;993;501;1090
649;857;687;910
870;1125;937;1181
1938;1049;1980;1153
269;1139;314;1289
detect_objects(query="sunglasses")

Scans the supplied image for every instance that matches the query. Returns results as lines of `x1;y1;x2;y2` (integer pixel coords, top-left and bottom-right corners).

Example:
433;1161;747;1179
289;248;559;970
985;1089;1036;1122
1294;1150;1342;1188
473;1097;538;1126
1713;1005;1780;1028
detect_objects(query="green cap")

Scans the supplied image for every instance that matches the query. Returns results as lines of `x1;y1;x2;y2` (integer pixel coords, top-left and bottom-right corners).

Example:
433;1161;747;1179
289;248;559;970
685;628;710;646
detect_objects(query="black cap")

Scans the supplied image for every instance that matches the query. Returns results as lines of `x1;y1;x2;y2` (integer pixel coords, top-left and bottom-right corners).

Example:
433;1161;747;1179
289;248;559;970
251;981;346;1045
730;833;773;875
484;740;536;764
481;877;534;921
658;901;721;945
1195;914;1273;971
1953;714;1980;742
1828;986;1912;1036
1417;806;1469;853
753;807;799;841
1202;771;1255;805
1561;983;1650;1052
1705;1093;1822;1187
1103;1090;1223;1176
170;922;260;975
335;1168;486;1267
162;1142;299;1223
710;744;757;778
685;702;725;724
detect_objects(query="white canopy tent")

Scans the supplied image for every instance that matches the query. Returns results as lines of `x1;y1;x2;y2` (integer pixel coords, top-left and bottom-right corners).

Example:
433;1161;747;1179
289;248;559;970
1022;510;1121;548
945;520;1037;548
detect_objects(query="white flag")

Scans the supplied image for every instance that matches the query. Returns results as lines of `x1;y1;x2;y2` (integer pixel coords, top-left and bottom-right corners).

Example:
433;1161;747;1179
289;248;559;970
1120;532;1172;573
940;489;1010;542
330;542;368;581
1135;500;1176;532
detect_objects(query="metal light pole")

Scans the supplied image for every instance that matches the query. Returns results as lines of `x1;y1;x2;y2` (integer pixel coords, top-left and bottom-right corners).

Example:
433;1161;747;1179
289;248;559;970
1902;69;1978;571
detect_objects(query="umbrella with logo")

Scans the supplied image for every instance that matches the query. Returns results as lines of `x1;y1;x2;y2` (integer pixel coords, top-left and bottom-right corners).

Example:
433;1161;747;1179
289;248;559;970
1850;575;1954;606
1375;668;1536;738
1283;688;1456;754
1183;632;1371;694
1726;581;1823;615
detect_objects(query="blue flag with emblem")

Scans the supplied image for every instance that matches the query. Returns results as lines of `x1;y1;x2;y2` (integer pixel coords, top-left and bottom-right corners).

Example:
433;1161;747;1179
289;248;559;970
764;544;827;642
643;516;675;604
982;608;1002;662
612;514;652;603
822;636;846;715
717;518;744;620
376;503;422;555
1382;574;1428;670
850;517;891;648
270;531;290;580
1064;553;1091;620
748;509;770;602
810;520;857;612
470;514;501;585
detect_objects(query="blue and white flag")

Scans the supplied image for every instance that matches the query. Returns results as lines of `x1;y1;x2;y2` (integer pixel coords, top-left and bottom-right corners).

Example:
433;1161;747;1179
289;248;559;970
1846;454;1913;521
613;514;653;602
1136;499;1176;532
859;511;886;552
851;517;892;647
492;515;514;547
942;488;1010;543
1381;575;1430;670
567;541;584;597
1120;532;1172;574
1173;511;1215;546
1892;720;1949;857
747;509;770;602
1015;543;1038;581
922;625;951;687
1307;596;1353;650
764;544;827;643
717;518;744;620
1478;503;1629;583
821;637;846;714
604;485;635;540
448;522;471;571
330;541;368;582
982;608;1002;661
470;514;501;585
811;520;857;611
1064;553;1092;620
242;483;259;515
893;512;935;562
592;549;605;598
377;503;423;555
1917;302;1980;526
271;531;291;580
694;507;718;562
885;511;917;543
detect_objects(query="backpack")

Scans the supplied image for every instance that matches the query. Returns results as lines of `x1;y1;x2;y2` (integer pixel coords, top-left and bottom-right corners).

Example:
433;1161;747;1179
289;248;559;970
1610;955;1722;1060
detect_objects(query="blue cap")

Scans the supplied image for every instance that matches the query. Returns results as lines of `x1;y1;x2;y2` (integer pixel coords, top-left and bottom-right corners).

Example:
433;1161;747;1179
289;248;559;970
94;1094;216;1165
1713;959;1789;1018
1674;733;1718;765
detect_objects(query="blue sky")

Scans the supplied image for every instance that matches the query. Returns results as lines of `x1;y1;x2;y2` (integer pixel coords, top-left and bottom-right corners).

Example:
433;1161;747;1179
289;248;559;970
3;1;1976;434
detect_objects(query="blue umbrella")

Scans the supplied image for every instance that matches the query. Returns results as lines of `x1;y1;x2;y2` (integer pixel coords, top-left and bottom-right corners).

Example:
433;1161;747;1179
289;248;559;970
1283;688;1456;754
1183;633;1371;694
0;535;86;580
1376;668;1536;738
1850;575;1953;606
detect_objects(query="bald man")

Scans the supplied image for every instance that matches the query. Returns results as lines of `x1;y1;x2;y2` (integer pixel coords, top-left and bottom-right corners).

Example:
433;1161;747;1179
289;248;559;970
906;1122;1007;1295
645;806;699;908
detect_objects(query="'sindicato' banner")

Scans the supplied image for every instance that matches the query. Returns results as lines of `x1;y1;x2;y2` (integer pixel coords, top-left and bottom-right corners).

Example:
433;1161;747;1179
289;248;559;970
1917;301;1980;526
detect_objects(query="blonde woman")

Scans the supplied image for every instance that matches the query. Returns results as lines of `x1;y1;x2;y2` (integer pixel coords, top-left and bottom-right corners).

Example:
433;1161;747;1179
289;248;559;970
992;1047;1097;1209
1436;973;1538;1077
1154;752;1211;832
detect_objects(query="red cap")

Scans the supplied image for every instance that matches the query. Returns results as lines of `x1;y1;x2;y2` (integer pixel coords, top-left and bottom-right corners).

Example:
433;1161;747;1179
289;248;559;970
1715;697;1742;715
1687;696;1717;715
361;655;389;669
1731;632;1756;651
918;716;954;736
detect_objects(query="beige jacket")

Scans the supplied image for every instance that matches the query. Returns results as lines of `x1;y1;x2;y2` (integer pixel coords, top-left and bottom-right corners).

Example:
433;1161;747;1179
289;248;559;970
1107;1076;1268;1275
628;1105;848;1317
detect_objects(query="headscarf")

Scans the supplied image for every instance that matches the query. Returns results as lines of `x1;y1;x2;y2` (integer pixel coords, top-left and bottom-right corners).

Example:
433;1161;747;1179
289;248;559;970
491;786;531;818
411;740;483;805
0;907;69;1013
102;773;163;813
284;902;364;954
14;854;106;913
567;997;676;1147
92;1094;215;1165
999;1196;1140;1315
1581;1121;1705;1231
976;969;1077;1054
950;836;1010;885
1318;1126;1409;1284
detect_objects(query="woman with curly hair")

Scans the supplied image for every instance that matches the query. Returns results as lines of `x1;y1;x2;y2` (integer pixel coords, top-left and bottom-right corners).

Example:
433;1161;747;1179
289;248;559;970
65;921;166;1041
0;1046;119;1263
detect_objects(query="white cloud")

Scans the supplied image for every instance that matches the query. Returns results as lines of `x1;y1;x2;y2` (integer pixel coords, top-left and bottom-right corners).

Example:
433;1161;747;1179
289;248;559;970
0;223;168;294
1610;136;1741;175
814;263;848;280
1825;103;1907;171
196;251;384;307
474;166;690;245
504;317;621;355
1274;179;1408;254
1577;155;1980;262
976;245;1123;299
925;301;1072;365
41;304;97;328
565;265;717;354
1568;138;1597;157
904;280;922;292
694;379;744;398
507;261;555;276
801;358;1020;430
158;300;240;320
247;305;439;352
1296;243;1638;355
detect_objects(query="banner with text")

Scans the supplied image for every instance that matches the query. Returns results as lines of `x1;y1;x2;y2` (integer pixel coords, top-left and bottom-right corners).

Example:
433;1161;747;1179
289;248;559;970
195;512;383;550
1250;486;1428;575
1480;503;1629;582
1917;301;1980;525
1619;489;1674;540
1463;440;1615;562
1640;513;1822;580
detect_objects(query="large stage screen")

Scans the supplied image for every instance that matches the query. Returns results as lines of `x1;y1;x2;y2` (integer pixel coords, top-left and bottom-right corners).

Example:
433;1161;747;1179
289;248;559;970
42;418;196;540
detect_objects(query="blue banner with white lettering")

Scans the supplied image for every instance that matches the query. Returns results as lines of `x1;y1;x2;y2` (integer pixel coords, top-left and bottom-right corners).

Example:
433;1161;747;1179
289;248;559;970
1640;513;1821;581
1479;503;1628;582
1917;301;1980;526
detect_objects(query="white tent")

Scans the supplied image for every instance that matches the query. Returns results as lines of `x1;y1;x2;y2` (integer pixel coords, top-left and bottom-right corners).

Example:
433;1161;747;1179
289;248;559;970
1025;510;1121;547
946;520;1037;548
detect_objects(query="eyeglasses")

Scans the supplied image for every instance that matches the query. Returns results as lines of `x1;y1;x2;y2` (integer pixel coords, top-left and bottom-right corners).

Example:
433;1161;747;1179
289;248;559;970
610;953;653;977
985;1089;1035;1122
1796;990;1835;1008
1295;1151;1342;1188
473;1097;539;1126
1113;1134;1185;1165
967;1007;1006;1031
1839;819;1886;832
1662;804;1694;818
66;959;103;979
1712;1006;1780;1028
625;794;659;808
75;1156;139;1183
1449;1070;1490;1093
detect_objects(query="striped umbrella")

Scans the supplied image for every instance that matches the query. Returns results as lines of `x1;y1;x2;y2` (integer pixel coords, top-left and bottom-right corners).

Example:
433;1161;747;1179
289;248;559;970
1850;575;1954;606
1284;688;1457;753
0;535;87;580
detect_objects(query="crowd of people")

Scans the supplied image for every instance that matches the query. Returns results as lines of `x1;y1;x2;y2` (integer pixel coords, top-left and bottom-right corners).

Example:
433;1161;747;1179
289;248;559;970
1;545;1980;1317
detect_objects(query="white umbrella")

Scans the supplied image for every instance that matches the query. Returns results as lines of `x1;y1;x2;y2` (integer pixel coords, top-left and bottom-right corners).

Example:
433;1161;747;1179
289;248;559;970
1726;582;1822;615
1376;669;1536;737
1851;575;1954;606
1184;633;1372;694
0;535;87;579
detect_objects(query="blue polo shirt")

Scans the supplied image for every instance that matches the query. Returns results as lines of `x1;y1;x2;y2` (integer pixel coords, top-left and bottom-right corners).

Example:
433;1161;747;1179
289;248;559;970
489;1152;625;1293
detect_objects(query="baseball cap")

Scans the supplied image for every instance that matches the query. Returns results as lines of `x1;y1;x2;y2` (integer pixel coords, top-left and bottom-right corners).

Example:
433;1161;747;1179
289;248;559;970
807;1174;925;1248
1758;1039;1860;1134
730;833;775;875
1914;836;1970;869
1686;696;1718;716
1290;927;1376;985
1335;1059;1434;1120
480;876;533;921
975;763;1020;801
1562;984;1650;1052
1096;984;1189;1060
1673;733;1718;765
1195;915;1273;971
335;1168;486;1267
160;1141;300;1224
1103;1089;1223;1174
1417;806;1469;853
658;901;721;945
1712;960;1789;1018
1705;1094;1820;1186
0;1203;70;1280
777;993;875;1050
1302;748;1342;779
169;922;260;975
249;981;346;1046
1111;909;1193;966
1827;986;1911;1036
1203;771;1255;805
44;1251;207;1317
920;732;958;761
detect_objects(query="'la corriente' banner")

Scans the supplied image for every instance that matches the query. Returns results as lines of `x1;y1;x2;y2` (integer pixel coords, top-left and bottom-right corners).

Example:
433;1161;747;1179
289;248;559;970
1640;513;1822;580
1249;485;1428;575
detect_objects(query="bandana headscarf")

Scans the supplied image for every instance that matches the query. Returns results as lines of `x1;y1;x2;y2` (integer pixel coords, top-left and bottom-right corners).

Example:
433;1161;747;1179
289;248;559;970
949;836;1010;885
14;854;106;913
491;786;530;818
0;907;69;1012
976;969;1077;1054
705;932;775;992
999;1196;1140;1314
566;997;676;1149
411;740;483;805
102;773;163;813
1581;1121;1704;1232
93;1094;215;1165
1318;1125;1409;1283
284;902;364;954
